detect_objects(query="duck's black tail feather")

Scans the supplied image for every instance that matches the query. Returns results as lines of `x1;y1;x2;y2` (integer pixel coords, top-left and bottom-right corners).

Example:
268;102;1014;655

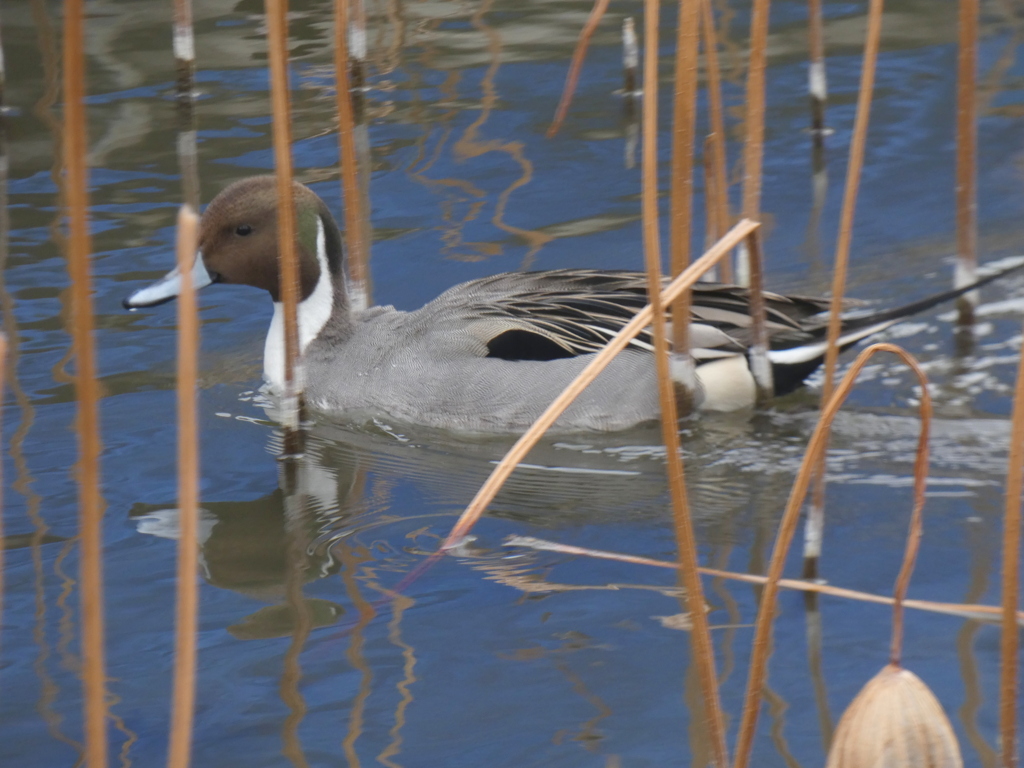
766;255;1024;395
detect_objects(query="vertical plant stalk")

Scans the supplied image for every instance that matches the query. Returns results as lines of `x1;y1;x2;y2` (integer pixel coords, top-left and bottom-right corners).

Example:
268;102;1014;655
955;0;979;325
668;0;701;413
547;0;612;139
0;332;5;658
745;230;773;401
740;0;771;223
700;0;732;283
63;1;109;765
265;0;304;441
645;1;729;761
173;0;200;211
441;219;758;550
167;206;200;768
0;16;6;109
1000;320;1024;768
804;0;885;578
807;0;827;141
334;0;372;313
733;343;930;768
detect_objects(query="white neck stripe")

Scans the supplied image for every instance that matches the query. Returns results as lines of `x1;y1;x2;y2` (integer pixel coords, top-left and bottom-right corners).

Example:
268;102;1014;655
263;216;335;391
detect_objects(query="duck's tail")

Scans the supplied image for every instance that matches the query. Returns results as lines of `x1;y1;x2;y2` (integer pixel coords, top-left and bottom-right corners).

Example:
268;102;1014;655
766;255;1024;394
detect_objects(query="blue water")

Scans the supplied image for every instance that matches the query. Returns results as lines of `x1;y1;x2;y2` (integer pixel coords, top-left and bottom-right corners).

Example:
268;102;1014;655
2;0;1023;765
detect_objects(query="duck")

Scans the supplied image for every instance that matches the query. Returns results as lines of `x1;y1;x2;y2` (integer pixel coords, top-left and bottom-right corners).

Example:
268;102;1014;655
124;175;1021;433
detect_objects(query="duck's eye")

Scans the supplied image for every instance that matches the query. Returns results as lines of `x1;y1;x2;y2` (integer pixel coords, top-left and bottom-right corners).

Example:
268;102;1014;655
235;224;253;236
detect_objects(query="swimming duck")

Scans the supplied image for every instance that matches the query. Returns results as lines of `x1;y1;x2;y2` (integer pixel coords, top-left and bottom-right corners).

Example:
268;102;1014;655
124;176;1018;433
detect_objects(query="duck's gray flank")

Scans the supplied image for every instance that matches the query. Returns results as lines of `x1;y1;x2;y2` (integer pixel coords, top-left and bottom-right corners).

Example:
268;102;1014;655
124;176;1024;433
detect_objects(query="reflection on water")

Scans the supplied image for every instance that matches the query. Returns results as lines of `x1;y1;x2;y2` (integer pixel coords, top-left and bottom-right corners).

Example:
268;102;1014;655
4;0;1024;766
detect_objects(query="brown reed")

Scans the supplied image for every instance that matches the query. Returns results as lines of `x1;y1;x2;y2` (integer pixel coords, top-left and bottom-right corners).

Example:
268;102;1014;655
334;0;371;308
744;228;774;400
642;0;727;761
700;0;732;282
547;0;612;139
732;343;932;768
63;0;109;764
172;0;200;211
740;0;771;223
955;0;979;325
0;332;6;658
503;535;1024;625
265;0;304;440
0;17;5;109
806;0;885;579
999;319;1024;767
668;0;701;412
440;218;757;551
167;206;200;768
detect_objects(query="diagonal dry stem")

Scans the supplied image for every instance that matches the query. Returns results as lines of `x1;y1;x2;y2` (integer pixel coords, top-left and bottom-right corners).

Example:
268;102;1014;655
547;0;613;139
440;218;757;551
733;343;932;768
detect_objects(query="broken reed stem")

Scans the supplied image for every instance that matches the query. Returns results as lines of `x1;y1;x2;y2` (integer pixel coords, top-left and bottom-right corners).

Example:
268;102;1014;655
669;0;700;413
441;218;759;550
63;1;109;765
642;0;728;762
999;319;1024;768
740;0;771;222
0;17;5;109
807;0;827;138
502;535;1024;624
167;206;200;768
334;0;371;311
888;356;932;667
547;0;612;139
805;0;885;576
173;0;200;212
699;0;731;283
955;0;979;324
732;343;929;768
265;0;304;441
623;17;639;97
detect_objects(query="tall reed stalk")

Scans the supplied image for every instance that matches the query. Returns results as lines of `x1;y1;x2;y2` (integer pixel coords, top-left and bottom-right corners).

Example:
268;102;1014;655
265;0;304;445
642;0;727;762
700;0;731;282
805;0;885;578
167;206;200;768
738;0;771;285
334;0;372;311
63;1;109;764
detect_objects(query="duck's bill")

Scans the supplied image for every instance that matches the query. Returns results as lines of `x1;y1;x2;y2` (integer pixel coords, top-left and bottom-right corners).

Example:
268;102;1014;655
123;253;215;309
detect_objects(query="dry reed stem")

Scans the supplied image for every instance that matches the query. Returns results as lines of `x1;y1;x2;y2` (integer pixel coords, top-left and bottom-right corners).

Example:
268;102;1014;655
0;17;5;109
955;0;979;324
740;0;771;222
63;1;109;763
699;0;732;283
999;319;1024;768
334;0;371;309
887;355;931;667
732;343;931;768
806;0;885;576
265;0;303;437
440;218;758;550
547;0;612;139
167;206;200;768
668;0;700;412
744;229;773;400
643;0;727;762
503;536;1024;624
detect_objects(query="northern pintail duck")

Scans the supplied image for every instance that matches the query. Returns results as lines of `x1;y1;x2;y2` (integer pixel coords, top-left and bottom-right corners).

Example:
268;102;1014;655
125;176;1019;433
